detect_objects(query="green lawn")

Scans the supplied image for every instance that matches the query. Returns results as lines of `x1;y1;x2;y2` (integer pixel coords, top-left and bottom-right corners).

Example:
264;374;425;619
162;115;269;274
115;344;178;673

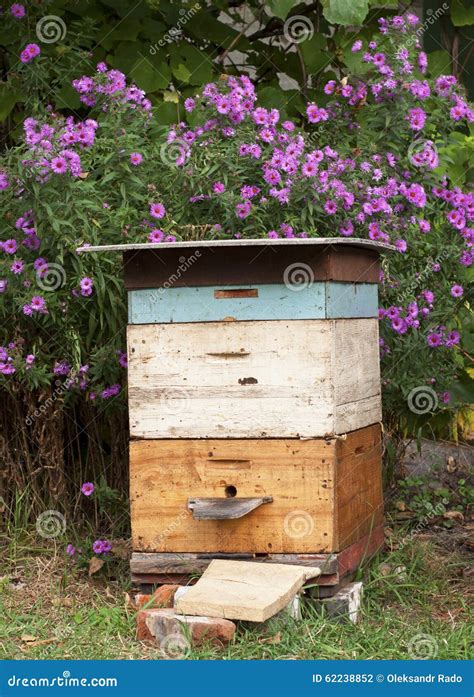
0;531;471;660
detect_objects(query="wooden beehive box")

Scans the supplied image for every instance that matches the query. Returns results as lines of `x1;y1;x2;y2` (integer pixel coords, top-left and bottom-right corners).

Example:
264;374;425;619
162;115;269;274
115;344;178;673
78;238;392;587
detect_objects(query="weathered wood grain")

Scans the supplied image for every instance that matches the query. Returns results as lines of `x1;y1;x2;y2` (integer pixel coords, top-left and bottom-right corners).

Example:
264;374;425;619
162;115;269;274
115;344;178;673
127;319;380;438
121;243;384;289
130;437;337;553
129;525;385;587
335;424;383;549
127;282;378;324
129;426;383;554
174;559;321;622
187;496;273;520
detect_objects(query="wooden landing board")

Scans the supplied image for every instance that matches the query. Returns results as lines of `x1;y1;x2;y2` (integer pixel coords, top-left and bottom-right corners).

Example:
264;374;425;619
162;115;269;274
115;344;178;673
129;425;383;554
127;282;378;324
175;559;321;622
127;319;381;439
121;241;386;290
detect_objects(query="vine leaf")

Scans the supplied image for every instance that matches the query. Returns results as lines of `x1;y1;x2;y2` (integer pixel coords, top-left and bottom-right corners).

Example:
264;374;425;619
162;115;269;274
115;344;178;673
321;0;369;26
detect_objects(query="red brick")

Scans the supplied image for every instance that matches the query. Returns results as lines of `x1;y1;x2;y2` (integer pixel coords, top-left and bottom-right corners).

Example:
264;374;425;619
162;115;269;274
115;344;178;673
136;609;167;641
135;584;180;609
136;608;236;650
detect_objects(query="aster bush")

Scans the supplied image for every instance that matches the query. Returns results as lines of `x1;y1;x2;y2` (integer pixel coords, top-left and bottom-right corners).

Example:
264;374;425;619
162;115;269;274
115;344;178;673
0;15;472;514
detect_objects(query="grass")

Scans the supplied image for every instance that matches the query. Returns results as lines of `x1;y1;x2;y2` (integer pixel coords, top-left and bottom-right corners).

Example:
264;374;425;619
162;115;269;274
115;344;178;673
0;530;472;660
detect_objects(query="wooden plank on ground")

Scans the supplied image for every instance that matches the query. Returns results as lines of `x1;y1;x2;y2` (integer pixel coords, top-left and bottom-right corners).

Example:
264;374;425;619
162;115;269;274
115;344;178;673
175;559;321;622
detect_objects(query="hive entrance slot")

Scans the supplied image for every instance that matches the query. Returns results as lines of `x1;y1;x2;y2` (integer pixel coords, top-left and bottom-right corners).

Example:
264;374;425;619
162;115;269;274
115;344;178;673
225;485;237;498
214;289;259;299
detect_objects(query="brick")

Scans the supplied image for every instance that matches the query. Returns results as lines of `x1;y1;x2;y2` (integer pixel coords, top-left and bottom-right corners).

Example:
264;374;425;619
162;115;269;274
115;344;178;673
136;608;236;652
320;581;364;624
135;584;180;610
136;608;166;641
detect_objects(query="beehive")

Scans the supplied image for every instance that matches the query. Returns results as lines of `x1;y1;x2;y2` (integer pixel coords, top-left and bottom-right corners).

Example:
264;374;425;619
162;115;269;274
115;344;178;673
78;238;392;587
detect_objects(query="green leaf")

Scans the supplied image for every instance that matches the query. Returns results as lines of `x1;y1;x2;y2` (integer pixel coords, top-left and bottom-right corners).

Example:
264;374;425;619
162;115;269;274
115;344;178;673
171;62;191;83
268;0;295;20
54;82;82;111
427;50;452;77
322;0;369;26
451;0;474;26
299;34;328;73
130;57;171;92
0;83;22;121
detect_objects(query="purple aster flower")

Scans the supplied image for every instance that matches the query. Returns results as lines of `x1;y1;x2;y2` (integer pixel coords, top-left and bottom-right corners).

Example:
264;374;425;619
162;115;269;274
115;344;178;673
0;280;8;293
118;350;128;369
20;43;40;64
54;361;71;376
150;202;166;219
352;40;363;52
101;384;121;399
213;181;225;194
392;317;408;334
445;330;460;347
324;200;337;215
148;228;164;243
30;295;45;312
395;239;407;253
51;156;68;174
184;98;196;112
235;201;251;219
92;540;105;555
10;261;24;274
25;354;35;365
3;239;17;255
66;544;76;556
427;332;442;347
406;107;426;131
306;104;329;123
11;3;26;18
80;277;93;297
0;171;9;190
81;482;95;496
339;220;354;237
450;284;463;298
130;152;142;166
